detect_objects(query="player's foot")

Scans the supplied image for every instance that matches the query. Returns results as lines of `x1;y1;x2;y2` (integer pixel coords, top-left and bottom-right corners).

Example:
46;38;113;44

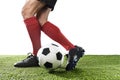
66;46;85;71
14;53;39;67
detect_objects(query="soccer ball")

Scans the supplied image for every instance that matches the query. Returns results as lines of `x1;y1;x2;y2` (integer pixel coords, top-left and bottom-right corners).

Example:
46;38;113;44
37;43;64;70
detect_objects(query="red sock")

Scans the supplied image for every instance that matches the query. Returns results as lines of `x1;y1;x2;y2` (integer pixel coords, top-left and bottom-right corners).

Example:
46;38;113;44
24;17;41;55
42;21;75;50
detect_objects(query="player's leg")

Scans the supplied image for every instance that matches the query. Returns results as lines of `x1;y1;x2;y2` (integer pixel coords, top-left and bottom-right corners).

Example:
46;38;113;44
37;8;85;71
36;0;75;50
14;0;46;67
37;7;77;50
42;19;85;71
22;0;46;56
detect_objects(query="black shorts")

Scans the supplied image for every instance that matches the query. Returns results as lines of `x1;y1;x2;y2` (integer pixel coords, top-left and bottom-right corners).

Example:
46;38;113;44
39;0;57;11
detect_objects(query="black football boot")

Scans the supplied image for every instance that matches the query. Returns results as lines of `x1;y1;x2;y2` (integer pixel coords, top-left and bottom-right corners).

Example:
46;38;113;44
14;53;39;67
66;46;85;71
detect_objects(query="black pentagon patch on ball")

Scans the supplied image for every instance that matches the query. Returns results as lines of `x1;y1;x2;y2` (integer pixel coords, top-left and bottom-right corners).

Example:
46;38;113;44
44;62;53;68
42;48;50;55
56;52;63;60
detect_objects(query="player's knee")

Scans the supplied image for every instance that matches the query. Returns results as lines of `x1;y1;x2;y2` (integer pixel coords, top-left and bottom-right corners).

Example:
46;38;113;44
38;8;51;26
21;8;34;19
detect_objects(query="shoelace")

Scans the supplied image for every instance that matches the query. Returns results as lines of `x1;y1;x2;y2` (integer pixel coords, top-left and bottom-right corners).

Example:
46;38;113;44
22;52;33;61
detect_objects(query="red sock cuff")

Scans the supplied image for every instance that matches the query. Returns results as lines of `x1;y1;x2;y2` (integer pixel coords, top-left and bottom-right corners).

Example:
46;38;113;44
24;17;39;26
42;21;53;28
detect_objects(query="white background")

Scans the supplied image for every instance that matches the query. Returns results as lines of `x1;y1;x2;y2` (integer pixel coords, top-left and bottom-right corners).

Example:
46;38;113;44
0;0;120;55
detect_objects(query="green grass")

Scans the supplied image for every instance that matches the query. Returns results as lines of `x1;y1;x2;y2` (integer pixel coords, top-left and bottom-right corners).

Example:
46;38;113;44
0;55;120;80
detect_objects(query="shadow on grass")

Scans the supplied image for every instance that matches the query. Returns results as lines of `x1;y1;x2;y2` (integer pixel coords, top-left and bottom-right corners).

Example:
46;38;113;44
49;67;84;79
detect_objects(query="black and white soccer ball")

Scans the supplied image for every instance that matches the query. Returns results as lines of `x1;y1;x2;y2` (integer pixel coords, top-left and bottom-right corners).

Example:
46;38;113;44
37;43;65;70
